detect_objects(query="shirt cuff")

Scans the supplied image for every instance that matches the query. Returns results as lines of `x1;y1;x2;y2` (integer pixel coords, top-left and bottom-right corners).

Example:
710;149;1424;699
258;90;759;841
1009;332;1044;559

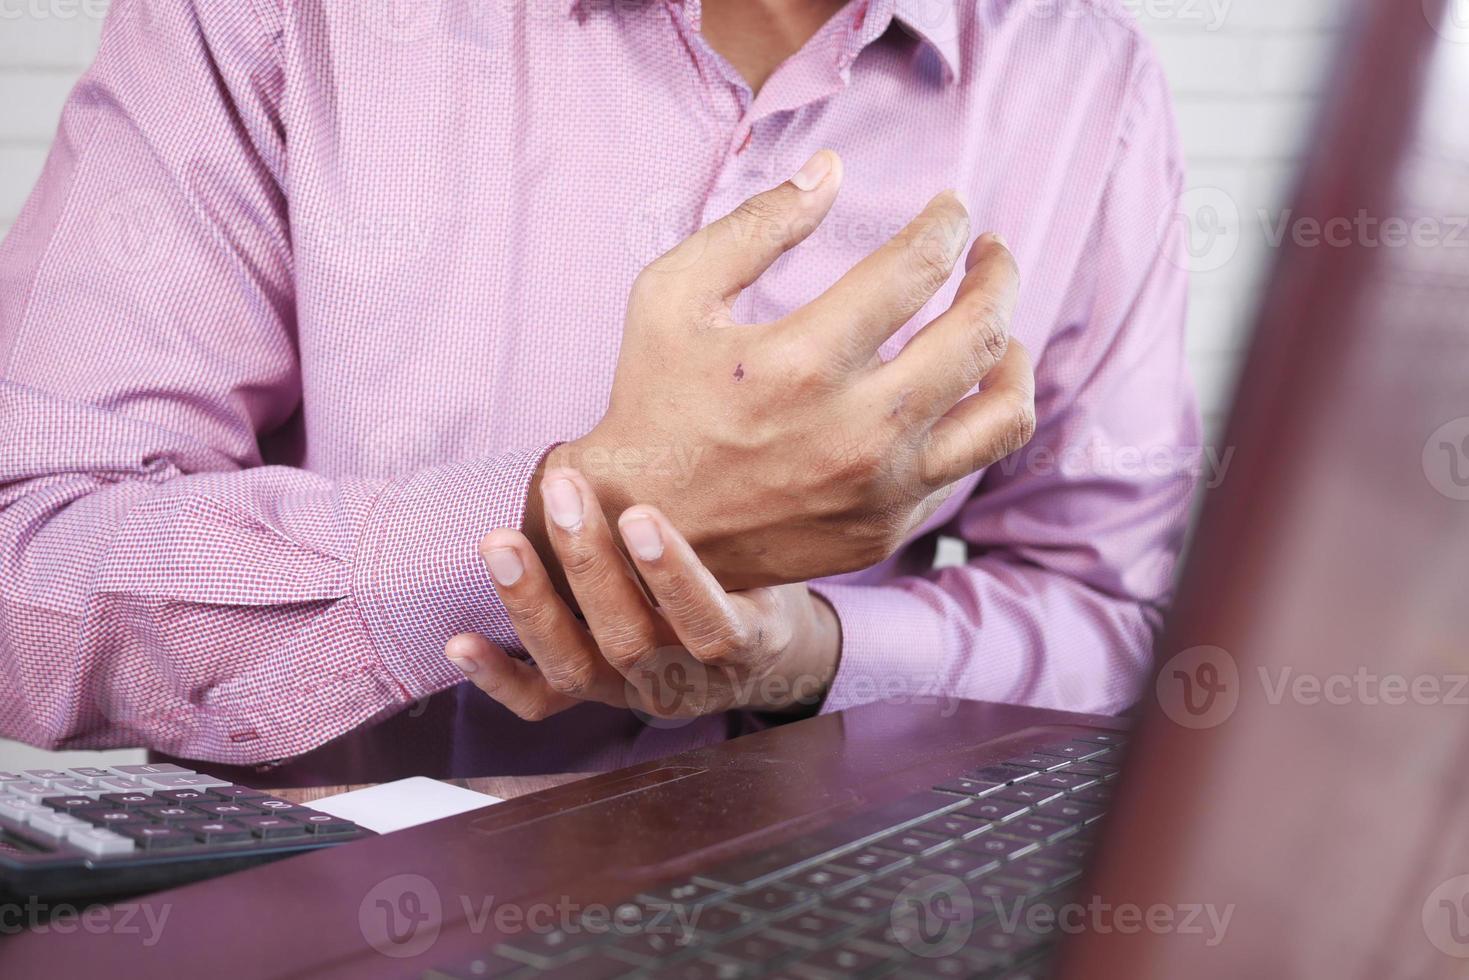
351;445;555;699
808;581;949;714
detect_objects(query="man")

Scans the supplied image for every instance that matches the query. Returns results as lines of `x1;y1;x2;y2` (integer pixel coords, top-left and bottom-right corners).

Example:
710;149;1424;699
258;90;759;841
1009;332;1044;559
0;0;1198;784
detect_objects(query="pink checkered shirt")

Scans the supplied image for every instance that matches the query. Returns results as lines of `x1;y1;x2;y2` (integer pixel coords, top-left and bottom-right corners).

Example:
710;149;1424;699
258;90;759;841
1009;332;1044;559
0;0;1199;783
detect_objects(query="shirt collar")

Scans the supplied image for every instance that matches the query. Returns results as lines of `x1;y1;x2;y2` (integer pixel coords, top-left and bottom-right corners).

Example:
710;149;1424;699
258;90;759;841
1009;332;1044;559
892;0;962;83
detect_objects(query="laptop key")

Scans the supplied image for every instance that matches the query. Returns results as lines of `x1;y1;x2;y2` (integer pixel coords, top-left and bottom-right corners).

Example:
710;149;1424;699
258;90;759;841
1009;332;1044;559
1070;732;1126;747
726;885;815;916
919;848;1002;881
707;930;804;967
1034;740;1109;761
960;835;1039;862
994;857;1082;891
782;863;866;895
829;845;912;877
422;951;525;978
1033;799;1106;825
1031;771;1098;792
790;940;897;976
990;784;1065;808
496;925;606;966
992;815;1076;844
871;829;950;857
967;764;1037;785
933;777;1004;799
646;956;750;979
820;886;892;922
767;908;859;948
640;879;724;907
533;952;639;979
966;798;1031;823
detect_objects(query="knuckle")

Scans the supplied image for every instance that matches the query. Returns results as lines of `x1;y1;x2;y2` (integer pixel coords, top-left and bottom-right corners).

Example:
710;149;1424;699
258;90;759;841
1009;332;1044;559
544;662;598;698
694;620;753;664
968;299;1011;364
906;231;955;296
731;193;784;236
517;698;556;723
599;628;657;671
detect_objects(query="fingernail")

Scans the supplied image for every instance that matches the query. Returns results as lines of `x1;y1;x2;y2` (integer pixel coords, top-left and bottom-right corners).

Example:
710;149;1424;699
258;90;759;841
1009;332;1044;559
484;547;524;586
620;513;664;562
448;656;478;675
542;477;584;531
791;151;831;192
987;231;1007;249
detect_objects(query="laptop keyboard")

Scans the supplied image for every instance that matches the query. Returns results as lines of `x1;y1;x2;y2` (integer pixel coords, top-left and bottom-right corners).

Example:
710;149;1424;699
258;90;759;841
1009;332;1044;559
430;732;1125;979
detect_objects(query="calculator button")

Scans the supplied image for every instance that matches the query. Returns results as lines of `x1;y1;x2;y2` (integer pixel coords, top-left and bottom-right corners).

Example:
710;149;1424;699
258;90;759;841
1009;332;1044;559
39;796;101;813
153;789;221;806
0;772;26;782
100;793;157;809
6;782;58;804
179;819;254;844
66;827;136;856
209;785;268;801
0;799;50;823
81;809;146;828
118;825;198;850
91;776;147;792
250;797;301;812
298;813;358;836
48;779;104;798
110;764;195;777
139;773;230;790
65;767;116;779
196;802;259;818
28;811;89;838
139;806;204;824
240;815;308;839
22;769;71;784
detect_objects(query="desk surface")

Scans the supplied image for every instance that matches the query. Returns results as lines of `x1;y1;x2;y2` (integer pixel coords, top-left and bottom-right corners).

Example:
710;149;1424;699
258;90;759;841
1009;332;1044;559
272;773;595;806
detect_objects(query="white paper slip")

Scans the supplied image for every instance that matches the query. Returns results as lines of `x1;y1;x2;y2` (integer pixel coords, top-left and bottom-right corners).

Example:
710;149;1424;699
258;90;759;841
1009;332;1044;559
308;776;503;834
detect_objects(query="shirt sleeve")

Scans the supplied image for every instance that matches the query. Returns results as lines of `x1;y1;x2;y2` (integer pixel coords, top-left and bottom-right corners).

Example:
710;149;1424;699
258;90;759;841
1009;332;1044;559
813;57;1201;717
0;0;549;763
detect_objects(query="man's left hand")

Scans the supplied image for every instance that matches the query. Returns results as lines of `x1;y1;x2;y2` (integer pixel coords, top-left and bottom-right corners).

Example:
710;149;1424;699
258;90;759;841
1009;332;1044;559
444;468;842;721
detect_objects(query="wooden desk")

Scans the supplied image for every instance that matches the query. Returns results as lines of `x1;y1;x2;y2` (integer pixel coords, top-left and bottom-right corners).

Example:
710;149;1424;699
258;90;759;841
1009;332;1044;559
273;773;595;806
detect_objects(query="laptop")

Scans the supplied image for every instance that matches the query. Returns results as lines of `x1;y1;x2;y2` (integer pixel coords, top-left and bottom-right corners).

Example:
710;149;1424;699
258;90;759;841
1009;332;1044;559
4;0;1466;976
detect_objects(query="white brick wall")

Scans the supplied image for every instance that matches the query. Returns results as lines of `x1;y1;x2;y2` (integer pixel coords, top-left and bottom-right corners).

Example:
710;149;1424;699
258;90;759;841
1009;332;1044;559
0;0;1346;767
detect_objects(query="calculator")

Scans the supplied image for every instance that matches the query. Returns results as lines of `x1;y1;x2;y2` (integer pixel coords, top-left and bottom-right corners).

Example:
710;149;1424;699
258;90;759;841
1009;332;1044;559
0;763;372;905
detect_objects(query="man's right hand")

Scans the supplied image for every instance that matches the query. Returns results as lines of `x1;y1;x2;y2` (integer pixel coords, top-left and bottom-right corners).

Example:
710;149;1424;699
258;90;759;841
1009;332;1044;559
535;150;1036;591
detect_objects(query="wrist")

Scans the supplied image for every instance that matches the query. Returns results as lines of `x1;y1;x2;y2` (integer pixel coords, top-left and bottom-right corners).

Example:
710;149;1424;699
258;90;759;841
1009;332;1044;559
758;590;842;715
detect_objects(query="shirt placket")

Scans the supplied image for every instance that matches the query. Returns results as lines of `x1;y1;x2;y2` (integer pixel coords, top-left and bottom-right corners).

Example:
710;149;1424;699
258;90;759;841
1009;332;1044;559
666;0;894;232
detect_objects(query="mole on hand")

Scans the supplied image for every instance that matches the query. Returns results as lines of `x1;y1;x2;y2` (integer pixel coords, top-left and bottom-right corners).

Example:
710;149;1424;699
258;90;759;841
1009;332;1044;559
733;363;745;382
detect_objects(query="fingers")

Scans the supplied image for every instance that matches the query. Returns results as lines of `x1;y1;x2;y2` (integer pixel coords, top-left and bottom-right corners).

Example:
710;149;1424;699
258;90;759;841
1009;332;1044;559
476;526;628;707
799;190;970;367
615;507;764;668
918;339;1038;489
445;632;578;722
879;234;1020;415
649;149;844;306
537;468;665;677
